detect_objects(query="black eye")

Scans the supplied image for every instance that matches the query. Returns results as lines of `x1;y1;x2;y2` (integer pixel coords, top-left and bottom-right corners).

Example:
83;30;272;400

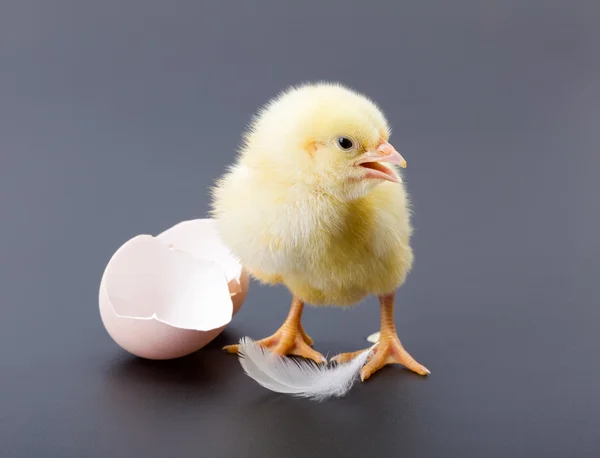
337;137;354;150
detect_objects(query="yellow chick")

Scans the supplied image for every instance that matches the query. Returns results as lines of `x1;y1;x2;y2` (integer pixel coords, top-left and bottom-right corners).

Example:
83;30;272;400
211;82;429;380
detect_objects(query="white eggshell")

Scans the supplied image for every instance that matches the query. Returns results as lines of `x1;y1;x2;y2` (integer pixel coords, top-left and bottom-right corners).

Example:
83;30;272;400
366;331;380;343
99;218;249;360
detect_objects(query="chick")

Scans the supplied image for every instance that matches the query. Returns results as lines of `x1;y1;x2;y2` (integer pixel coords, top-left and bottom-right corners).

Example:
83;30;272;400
211;82;429;380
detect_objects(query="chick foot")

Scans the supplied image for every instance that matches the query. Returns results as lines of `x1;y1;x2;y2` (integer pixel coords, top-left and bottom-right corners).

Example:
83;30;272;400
224;325;324;363
223;297;325;364
331;293;429;380
332;332;429;380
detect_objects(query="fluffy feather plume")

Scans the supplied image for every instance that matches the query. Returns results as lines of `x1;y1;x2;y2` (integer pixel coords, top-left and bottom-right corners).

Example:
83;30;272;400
237;337;376;401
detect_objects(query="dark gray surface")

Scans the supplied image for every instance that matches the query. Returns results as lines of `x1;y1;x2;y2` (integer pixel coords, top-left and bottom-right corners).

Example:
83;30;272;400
1;1;599;457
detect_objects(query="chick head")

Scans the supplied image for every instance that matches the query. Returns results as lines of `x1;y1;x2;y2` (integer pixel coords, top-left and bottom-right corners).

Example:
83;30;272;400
240;82;406;201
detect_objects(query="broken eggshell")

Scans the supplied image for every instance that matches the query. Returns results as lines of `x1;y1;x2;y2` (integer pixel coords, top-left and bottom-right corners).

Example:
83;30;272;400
99;219;248;360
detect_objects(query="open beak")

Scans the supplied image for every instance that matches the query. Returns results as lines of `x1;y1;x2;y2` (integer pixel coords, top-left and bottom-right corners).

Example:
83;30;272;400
355;140;406;183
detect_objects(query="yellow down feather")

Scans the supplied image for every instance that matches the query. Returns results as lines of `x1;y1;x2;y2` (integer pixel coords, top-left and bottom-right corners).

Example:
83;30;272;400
211;82;413;307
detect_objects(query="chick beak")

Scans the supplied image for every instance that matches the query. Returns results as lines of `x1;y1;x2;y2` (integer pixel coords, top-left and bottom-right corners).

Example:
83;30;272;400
355;140;407;183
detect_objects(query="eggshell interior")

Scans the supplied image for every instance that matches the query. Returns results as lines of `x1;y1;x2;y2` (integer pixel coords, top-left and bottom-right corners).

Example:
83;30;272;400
99;219;248;360
99;271;248;360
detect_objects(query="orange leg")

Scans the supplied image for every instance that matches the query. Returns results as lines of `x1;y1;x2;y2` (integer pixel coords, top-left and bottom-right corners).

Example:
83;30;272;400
223;296;325;364
331;293;429;380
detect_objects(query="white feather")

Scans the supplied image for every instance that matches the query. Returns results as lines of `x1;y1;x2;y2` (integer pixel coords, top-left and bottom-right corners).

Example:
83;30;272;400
237;337;376;401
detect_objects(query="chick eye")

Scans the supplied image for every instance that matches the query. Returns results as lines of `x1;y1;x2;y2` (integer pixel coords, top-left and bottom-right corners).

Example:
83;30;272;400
337;137;354;150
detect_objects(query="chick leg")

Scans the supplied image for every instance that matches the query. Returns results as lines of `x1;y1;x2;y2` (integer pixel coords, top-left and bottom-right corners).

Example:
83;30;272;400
223;296;325;364
331;293;429;380
299;322;314;346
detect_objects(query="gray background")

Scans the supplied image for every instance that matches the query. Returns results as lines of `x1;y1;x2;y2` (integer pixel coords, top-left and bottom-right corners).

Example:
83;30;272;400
1;1;599;457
